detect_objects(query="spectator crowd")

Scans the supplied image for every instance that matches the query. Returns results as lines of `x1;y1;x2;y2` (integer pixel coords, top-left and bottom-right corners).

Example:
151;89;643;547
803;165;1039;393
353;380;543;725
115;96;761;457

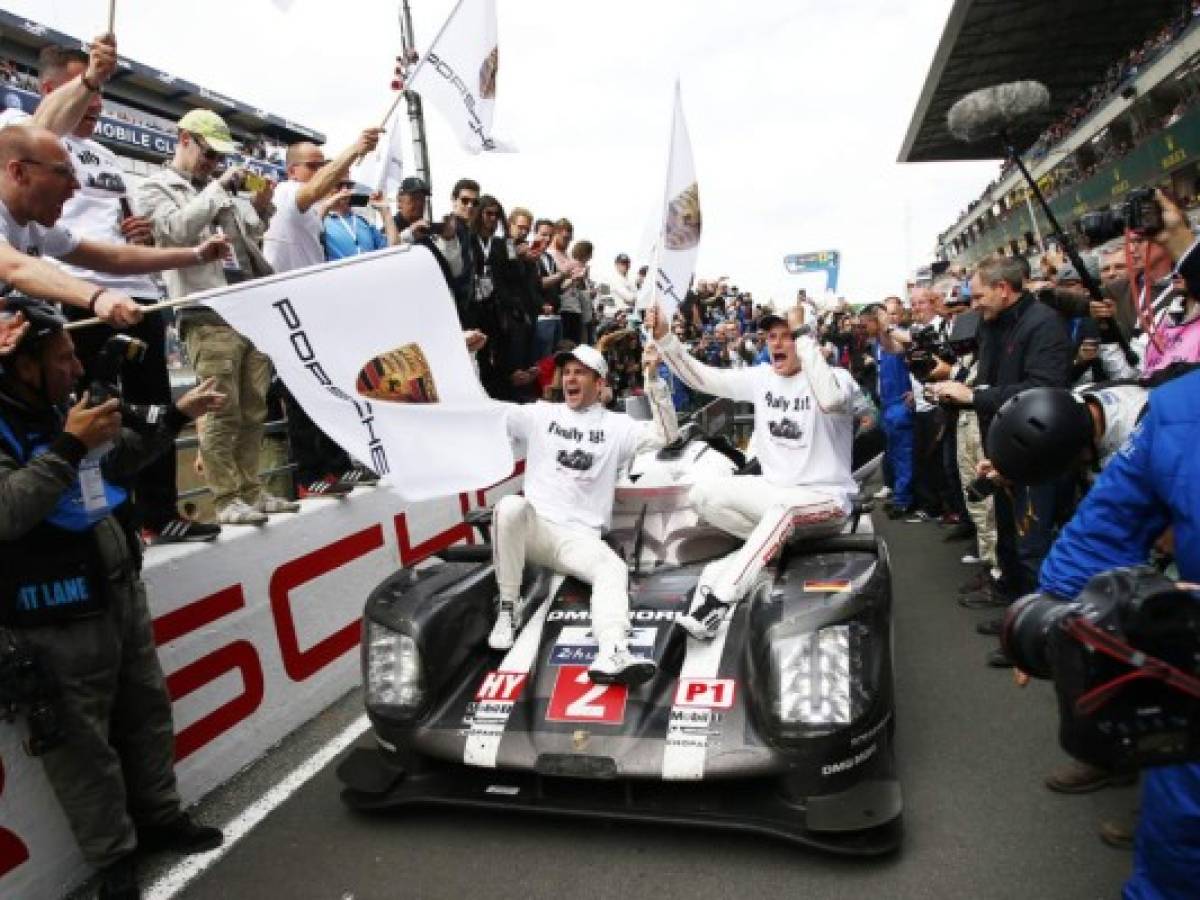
1;24;1199;900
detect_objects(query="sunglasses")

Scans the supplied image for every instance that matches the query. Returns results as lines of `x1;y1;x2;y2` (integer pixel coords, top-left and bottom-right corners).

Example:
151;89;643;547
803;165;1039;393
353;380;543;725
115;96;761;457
189;134;224;162
457;195;479;207
299;159;327;171
19;158;74;180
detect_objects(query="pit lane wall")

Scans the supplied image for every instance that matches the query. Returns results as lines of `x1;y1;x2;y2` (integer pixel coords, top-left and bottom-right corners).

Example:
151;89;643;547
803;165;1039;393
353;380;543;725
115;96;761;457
0;470;522;900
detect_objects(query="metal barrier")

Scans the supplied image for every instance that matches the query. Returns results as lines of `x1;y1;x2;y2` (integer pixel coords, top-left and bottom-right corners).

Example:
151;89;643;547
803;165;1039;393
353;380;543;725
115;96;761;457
174;418;296;502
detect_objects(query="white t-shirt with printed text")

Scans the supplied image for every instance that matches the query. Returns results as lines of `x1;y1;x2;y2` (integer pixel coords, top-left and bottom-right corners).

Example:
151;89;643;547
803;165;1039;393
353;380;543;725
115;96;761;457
506;400;648;534
698;360;855;505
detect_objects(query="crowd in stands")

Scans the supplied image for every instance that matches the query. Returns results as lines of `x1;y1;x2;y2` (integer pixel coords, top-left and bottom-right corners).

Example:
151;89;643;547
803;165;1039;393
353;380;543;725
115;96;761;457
947;4;1200;235
1;54;289;162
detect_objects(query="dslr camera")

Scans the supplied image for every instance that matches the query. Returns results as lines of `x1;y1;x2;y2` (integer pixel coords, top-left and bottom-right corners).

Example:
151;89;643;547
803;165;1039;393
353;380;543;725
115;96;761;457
1077;187;1163;246
87;334;147;406
905;324;955;382
0;635;64;756
1002;567;1200;772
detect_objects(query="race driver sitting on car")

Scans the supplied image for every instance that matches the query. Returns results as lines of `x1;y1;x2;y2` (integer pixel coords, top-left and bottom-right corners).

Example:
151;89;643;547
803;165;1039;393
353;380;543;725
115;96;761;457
646;303;856;640
489;343;679;685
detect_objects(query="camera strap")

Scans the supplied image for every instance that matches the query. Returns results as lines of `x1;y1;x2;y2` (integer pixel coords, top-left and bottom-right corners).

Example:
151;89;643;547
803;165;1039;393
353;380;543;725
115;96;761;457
1066;617;1200;715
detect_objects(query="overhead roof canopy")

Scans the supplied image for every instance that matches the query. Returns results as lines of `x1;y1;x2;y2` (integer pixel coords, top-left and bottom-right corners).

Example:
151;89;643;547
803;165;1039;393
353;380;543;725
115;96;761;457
0;10;324;144
899;0;1185;163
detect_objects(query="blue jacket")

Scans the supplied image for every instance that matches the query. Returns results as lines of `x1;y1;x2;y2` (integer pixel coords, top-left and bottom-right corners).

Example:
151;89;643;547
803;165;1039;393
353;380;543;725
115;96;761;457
1039;369;1200;900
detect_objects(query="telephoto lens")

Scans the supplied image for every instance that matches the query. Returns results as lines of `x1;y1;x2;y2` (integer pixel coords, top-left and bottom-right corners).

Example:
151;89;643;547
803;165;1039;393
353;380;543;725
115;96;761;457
1001;594;1076;678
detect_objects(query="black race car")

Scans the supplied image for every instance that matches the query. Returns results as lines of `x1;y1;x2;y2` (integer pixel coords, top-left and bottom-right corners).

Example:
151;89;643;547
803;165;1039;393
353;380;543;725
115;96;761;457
338;410;901;855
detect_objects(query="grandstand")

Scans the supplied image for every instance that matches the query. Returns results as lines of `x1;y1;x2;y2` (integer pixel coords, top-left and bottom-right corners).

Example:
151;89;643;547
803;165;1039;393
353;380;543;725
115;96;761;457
901;0;1200;265
0;10;324;186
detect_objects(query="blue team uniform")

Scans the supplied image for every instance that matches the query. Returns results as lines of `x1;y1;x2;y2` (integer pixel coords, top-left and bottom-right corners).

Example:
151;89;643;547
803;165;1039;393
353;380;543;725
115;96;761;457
1039;370;1200;900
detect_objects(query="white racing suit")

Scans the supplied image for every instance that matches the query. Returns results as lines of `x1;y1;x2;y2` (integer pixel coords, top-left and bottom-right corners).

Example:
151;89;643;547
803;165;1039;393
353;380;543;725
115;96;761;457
494;380;678;646
656;332;856;609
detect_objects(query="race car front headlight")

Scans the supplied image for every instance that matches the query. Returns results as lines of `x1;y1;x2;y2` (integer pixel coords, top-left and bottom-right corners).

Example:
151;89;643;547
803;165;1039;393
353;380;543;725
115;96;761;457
772;623;868;727
364;620;425;715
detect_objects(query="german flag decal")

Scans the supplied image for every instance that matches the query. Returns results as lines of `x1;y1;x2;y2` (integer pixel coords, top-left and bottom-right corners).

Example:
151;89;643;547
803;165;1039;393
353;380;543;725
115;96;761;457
803;579;851;593
356;343;440;403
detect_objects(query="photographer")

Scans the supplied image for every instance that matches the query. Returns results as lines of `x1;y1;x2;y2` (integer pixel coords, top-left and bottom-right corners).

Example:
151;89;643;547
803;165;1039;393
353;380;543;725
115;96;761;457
1029;365;1200;899
0;302;225;899
2;40;229;545
927;257;1073;665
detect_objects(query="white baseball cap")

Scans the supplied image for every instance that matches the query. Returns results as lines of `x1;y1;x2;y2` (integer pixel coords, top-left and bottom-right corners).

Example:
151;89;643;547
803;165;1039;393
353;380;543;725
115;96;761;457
554;344;608;379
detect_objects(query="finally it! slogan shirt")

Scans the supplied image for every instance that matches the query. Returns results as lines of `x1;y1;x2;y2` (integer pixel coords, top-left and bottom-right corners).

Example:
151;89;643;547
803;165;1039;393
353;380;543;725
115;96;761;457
657;332;856;506
505;383;676;533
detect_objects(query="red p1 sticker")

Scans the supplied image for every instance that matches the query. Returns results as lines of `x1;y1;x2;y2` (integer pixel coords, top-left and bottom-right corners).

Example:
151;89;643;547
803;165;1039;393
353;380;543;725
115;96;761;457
674;678;736;709
476;671;528;702
546;666;628;724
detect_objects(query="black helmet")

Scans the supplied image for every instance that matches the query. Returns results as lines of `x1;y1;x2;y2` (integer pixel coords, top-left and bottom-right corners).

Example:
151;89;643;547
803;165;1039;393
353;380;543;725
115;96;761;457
2;295;67;357
986;388;1093;484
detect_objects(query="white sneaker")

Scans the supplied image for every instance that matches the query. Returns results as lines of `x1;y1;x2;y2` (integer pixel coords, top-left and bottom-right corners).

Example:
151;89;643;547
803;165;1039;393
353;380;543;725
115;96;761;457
872;485;892;500
677;587;731;641
487;596;527;651
216;499;267;526
588;641;656;685
961;553;982;565
256;494;300;514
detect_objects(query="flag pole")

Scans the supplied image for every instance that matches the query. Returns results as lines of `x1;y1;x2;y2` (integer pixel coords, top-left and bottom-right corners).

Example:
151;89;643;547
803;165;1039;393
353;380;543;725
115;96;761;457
107;0;116;33
398;0;434;220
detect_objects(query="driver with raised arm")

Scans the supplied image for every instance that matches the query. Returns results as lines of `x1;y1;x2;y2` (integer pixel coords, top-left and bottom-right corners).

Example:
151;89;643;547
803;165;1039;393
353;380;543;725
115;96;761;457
647;304;856;639
489;344;679;685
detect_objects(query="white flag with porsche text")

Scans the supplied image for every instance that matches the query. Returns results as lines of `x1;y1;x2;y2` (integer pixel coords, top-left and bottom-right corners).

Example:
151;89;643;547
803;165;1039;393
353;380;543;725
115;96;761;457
639;82;701;322
212;246;514;500
354;102;406;197
406;0;513;154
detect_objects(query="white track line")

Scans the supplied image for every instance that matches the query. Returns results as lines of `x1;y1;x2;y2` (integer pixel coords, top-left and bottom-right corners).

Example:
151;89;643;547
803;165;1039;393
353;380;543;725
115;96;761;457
144;714;371;900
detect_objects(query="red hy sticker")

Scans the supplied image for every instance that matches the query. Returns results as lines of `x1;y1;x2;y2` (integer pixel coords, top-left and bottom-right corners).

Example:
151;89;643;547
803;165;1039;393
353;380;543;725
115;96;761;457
674;678;737;709
546;665;628;724
475;671;528;702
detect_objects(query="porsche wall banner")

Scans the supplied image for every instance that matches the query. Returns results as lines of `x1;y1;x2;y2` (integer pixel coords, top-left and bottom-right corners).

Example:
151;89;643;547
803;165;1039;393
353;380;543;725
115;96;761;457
639;81;701;323
406;0;513;154
212;245;514;499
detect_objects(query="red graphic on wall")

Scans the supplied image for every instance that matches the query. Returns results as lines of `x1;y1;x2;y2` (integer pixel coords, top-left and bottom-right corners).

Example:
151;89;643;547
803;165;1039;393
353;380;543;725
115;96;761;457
0;754;31;880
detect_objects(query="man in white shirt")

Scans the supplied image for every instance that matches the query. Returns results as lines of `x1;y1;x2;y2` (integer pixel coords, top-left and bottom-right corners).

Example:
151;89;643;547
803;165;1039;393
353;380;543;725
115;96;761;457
490;344;678;684
647;306;855;640
0;126;228;308
263;129;382;273
610;253;637;312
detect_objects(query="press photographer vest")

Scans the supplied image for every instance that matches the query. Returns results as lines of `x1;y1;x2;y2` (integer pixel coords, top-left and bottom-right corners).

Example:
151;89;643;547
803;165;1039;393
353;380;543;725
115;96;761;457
0;413;127;627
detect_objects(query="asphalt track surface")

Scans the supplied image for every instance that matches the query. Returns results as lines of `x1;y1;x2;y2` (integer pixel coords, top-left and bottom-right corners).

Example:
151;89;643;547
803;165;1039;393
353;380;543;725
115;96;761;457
162;508;1139;900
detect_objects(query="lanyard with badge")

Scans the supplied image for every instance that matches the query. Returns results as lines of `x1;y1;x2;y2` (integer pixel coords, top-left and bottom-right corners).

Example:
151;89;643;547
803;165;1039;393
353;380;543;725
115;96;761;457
332;214;363;255
477;235;495;300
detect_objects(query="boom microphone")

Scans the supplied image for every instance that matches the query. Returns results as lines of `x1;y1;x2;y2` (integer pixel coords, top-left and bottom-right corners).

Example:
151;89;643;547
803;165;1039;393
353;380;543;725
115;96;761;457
947;81;1051;144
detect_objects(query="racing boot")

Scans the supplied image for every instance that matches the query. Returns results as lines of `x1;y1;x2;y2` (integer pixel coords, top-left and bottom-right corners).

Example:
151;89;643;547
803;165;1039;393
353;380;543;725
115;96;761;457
678;587;731;641
488;596;527;651
588;641;656;685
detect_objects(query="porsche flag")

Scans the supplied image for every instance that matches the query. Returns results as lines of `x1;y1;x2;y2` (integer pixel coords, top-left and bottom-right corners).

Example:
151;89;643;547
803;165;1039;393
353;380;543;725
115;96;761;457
354;102;406;197
405;0;513;154
639;82;701;323
212;246;514;500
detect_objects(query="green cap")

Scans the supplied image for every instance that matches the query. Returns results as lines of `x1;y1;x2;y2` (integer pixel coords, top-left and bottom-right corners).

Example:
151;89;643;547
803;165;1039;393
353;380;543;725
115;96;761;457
177;109;237;154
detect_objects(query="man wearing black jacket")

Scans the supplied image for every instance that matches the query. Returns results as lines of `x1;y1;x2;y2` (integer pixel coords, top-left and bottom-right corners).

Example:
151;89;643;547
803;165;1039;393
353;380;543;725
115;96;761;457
929;256;1073;666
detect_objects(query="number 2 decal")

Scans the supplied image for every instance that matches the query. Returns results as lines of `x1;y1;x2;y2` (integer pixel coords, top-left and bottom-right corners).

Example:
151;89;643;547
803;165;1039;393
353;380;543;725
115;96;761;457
566;671;610;718
546;666;628;724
